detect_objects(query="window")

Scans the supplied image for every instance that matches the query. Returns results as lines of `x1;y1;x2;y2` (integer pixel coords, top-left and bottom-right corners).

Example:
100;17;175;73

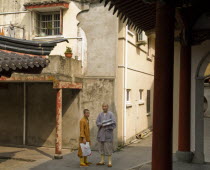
137;32;143;41
147;90;151;113
126;89;131;102
136;31;146;45
126;89;132;107
147;37;153;61
147;37;150;55
138;89;144;105
36;12;61;37
139;89;143;100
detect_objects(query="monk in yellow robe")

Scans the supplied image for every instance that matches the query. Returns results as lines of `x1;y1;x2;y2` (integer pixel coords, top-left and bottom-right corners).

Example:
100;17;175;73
78;109;92;167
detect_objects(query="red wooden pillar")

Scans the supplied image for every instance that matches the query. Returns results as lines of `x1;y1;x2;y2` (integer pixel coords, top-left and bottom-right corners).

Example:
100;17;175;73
152;1;175;170
54;88;63;159
176;37;193;162
178;43;191;151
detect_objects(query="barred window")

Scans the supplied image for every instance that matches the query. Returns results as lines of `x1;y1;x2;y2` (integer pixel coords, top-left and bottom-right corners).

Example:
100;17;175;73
37;12;61;36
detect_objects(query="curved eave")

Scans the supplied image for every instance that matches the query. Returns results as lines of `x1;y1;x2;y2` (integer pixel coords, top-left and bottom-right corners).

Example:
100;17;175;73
0;36;68;55
100;0;156;32
0;49;50;77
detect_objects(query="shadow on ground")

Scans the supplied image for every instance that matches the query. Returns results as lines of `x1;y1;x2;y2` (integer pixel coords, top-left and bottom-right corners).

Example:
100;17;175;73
0;136;152;170
0;151;21;163
31;145;152;170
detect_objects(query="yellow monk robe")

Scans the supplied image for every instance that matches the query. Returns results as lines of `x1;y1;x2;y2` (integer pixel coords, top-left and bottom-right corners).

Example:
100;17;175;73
78;117;91;157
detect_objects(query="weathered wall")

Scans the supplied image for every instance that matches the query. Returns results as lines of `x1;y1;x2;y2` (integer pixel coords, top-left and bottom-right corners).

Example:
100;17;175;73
0;83;23;145
42;55;82;78
77;2;118;149
80;78;116;149
77;2;118;77
0;0;31;39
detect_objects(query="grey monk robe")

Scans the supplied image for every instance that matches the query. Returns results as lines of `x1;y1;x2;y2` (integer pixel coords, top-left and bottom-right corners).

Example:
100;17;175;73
96;111;116;142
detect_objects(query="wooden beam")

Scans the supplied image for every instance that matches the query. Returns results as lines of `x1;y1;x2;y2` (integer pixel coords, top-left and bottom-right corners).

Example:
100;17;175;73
53;81;82;89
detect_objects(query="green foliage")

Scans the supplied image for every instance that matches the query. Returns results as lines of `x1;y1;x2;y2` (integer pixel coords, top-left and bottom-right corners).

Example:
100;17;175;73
65;47;72;54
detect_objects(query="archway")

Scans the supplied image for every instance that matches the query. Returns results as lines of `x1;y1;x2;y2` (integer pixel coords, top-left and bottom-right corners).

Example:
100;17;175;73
194;52;210;163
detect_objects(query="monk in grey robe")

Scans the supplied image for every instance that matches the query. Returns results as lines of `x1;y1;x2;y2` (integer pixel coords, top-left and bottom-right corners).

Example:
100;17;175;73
96;103;116;167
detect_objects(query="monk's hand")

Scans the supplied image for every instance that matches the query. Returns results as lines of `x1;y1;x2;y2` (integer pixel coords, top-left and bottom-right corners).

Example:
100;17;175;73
83;138;86;144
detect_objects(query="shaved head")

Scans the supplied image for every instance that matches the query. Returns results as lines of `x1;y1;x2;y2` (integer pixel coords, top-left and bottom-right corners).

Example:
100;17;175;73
102;103;109;107
102;103;109;113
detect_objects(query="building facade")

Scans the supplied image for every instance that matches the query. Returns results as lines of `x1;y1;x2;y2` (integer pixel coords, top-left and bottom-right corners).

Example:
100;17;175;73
0;0;154;155
116;22;154;144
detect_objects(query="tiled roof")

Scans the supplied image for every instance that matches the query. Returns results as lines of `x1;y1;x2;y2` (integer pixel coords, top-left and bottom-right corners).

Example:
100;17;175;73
0;36;68;56
0;36;68;77
24;0;70;6
0;50;50;77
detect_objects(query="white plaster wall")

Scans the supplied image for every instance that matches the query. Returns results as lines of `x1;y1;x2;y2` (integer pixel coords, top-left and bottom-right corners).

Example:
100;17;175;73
0;0;85;60
126;70;154;141
191;40;210;152
0;0;31;39
117;22;154;143
77;3;118;77
50;1;81;56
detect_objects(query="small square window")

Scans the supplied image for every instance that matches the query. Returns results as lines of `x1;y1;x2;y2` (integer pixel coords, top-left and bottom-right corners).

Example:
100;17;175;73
137;32;143;41
126;89;131;102
139;89;143;100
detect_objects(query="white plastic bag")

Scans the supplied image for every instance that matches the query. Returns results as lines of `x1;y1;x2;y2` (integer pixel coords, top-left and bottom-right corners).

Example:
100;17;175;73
80;142;91;156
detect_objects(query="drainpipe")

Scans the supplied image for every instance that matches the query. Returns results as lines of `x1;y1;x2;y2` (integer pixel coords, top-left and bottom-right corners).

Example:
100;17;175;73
29;12;32;40
64;37;84;67
123;25;128;144
0;11;29;15
23;82;26;145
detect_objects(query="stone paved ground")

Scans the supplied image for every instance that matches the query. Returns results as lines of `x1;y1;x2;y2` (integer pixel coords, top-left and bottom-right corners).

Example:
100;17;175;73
1;134;210;170
0;135;152;170
133;161;210;170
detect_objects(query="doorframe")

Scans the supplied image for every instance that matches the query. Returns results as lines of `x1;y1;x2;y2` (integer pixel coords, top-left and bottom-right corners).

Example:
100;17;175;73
193;52;210;163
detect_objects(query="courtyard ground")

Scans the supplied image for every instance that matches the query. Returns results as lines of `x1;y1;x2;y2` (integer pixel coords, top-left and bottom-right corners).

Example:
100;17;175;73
1;134;210;170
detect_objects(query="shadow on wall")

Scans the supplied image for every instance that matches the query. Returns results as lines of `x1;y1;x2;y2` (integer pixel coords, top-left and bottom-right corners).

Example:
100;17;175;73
0;83;81;149
0;83;24;145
